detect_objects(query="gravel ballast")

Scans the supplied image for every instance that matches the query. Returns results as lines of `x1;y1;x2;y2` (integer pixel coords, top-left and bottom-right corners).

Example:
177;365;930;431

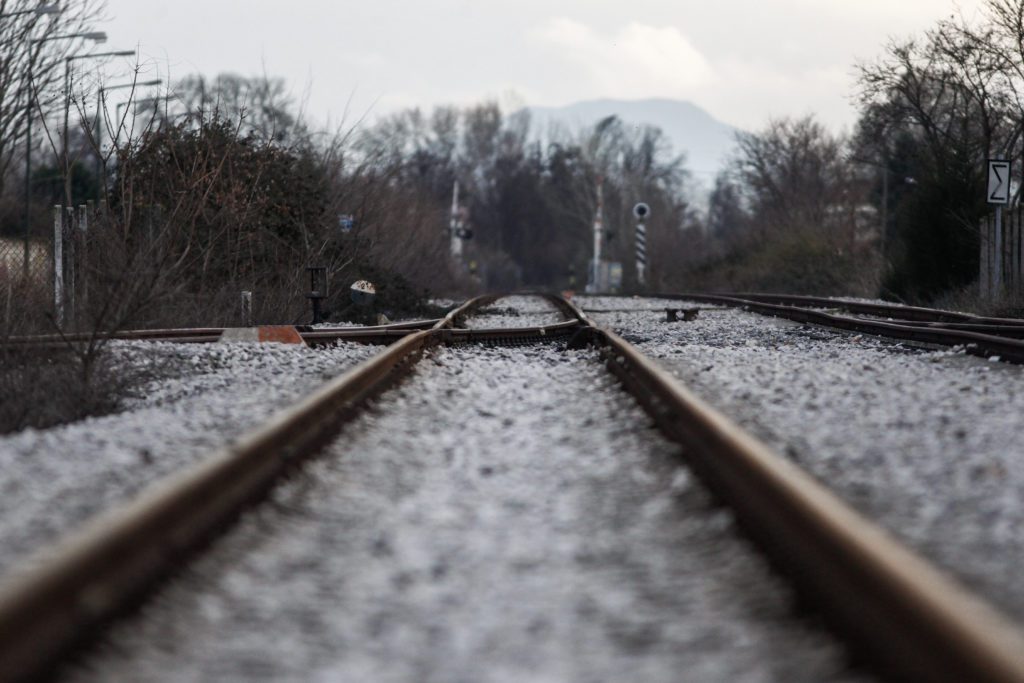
67;341;866;683
461;294;565;329
0;339;378;577
581;295;1024;624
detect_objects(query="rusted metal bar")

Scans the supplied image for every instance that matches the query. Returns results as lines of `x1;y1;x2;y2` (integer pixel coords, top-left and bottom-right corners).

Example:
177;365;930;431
7;293;1024;683
555;294;1024;682
682;294;1024;363
0;329;434;682
670;291;1024;327
1;319;445;348
0;294;503;682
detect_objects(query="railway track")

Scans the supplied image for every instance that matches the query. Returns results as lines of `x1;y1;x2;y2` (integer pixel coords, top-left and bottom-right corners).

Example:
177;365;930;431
0;318;444;349
706;292;1024;326
1;294;1024;681
628;292;1024;364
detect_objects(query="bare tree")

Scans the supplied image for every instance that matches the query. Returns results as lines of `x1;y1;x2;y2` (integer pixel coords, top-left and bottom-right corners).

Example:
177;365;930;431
0;0;104;195
853;0;1024;299
731;116;853;241
146;73;305;146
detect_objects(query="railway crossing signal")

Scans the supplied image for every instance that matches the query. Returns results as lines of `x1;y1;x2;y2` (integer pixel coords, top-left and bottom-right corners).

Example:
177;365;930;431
633;202;650;287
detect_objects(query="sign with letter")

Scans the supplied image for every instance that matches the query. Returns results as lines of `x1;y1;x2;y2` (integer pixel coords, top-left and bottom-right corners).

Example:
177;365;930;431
988;160;1012;205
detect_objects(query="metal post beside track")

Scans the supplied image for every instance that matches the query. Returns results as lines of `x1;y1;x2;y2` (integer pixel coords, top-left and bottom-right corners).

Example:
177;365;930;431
52;206;63;326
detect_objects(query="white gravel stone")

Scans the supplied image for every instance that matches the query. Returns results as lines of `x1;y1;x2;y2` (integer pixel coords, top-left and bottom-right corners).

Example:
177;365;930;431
462;294;565;329
68;342;866;683
580;295;1024;624
0;339;378;577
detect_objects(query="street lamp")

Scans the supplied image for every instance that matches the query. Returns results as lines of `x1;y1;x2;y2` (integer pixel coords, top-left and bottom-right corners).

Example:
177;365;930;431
0;4;60;19
114;96;158;127
23;30;108;276
113;92;164;136
95;80;161;198
62;49;135;206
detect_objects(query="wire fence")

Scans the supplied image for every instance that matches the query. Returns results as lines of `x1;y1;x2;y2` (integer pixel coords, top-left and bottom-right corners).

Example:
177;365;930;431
0;235;50;283
981;207;1024;298
1;205;91;331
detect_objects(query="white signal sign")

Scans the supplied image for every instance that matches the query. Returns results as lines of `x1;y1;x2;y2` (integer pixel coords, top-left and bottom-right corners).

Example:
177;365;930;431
988;160;1012;205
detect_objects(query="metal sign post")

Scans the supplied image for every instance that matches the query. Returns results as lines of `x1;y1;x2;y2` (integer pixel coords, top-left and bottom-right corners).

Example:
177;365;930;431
633;202;650;287
587;177;605;293
450;181;463;262
987;159;1012;295
306;266;327;324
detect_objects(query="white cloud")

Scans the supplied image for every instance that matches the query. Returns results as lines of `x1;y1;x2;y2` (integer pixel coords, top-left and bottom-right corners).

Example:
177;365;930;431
698;59;855;130
530;18;714;100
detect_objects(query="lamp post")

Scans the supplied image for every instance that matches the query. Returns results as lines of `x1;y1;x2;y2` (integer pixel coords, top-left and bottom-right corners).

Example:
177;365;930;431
0;4;59;19
23;30;108;276
113;94;165;141
95;80;160;200
63;48;134;207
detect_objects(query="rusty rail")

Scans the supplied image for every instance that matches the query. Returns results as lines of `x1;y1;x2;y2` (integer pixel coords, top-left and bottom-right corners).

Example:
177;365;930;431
555;295;1024;682
4;293;1024;682
0;293;571;682
0;319;446;350
672;291;1024;326
624;292;1024;364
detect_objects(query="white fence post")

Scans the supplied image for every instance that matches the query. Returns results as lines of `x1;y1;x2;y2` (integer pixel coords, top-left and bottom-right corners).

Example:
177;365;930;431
53;205;64;326
79;204;89;320
241;290;253;326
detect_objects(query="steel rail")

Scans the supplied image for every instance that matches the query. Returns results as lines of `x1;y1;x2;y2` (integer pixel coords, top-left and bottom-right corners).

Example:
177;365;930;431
861;319;1024;339
0;293;548;682
0;319;445;349
640;293;1024;363
0;329;421;352
0;328;433;682
0;296;581;682
553;295;1024;682
1;293;576;350
7;293;1024;681
672;291;1024;326
586;290;1024;327
0;298;578;354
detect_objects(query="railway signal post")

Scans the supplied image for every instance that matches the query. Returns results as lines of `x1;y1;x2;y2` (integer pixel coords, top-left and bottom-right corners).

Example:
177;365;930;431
987;159;1012;296
633;202;650;288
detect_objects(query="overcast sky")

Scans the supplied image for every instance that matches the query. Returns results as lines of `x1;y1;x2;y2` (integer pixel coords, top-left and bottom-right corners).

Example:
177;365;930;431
100;0;987;132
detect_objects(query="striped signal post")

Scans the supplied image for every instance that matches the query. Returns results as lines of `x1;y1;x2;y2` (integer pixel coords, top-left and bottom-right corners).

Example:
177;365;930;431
633;202;650;288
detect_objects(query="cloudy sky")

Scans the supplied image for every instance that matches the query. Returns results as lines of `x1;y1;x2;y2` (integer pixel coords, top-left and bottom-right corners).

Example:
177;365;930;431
100;0;986;132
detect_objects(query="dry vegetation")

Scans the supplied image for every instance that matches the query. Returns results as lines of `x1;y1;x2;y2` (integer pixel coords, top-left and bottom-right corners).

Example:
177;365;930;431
6;0;1024;430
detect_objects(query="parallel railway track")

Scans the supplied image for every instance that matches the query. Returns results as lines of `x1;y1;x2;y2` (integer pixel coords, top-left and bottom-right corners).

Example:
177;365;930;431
2;294;1024;681
712;292;1024;326
623;291;1024;364
0;318;444;349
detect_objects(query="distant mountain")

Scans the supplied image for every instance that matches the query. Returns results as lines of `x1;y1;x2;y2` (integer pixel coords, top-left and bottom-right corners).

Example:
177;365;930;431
525;98;739;182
